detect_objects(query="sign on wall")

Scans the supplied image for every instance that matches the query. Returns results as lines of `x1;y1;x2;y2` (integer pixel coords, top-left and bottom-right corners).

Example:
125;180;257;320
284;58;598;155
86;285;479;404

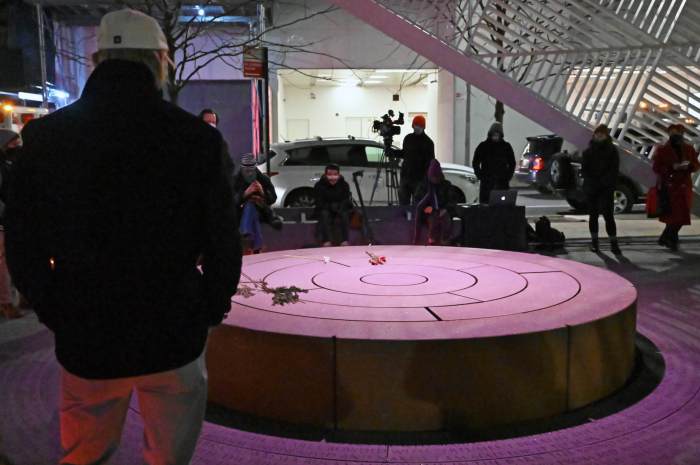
243;47;268;79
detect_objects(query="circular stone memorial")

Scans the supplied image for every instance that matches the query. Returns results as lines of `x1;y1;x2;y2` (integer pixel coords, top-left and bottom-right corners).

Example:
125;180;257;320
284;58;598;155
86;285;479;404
206;246;637;432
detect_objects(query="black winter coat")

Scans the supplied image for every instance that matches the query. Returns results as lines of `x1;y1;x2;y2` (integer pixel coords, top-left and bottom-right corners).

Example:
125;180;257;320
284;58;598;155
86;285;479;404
232;168;277;211
581;140;619;192
399;132;435;182
472;139;516;182
314;176;353;212
5;60;242;379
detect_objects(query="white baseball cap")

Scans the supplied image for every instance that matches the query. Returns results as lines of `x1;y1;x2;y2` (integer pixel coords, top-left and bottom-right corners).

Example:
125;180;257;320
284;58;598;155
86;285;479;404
98;9;168;51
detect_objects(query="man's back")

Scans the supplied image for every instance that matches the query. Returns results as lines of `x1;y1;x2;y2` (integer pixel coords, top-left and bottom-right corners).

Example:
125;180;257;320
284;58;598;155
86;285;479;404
6;60;241;379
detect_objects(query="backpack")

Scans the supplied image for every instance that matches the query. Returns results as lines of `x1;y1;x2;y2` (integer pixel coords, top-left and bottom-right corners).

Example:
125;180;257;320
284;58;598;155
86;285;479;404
535;216;565;246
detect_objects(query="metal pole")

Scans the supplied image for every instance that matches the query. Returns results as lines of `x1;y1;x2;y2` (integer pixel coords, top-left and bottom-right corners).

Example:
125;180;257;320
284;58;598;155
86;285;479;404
465;83;471;166
258;3;271;176
36;4;49;109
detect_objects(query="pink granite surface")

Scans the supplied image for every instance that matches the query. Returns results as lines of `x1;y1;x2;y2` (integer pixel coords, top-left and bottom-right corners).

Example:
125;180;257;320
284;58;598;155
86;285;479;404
226;246;637;340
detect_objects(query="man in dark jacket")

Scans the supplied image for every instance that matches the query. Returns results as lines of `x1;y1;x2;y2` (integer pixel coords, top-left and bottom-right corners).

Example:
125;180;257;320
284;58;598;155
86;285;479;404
582;124;621;254
472;122;516;203
233;153;281;253
314;164;353;246
413;159;459;245
5;9;241;465
398;115;435;205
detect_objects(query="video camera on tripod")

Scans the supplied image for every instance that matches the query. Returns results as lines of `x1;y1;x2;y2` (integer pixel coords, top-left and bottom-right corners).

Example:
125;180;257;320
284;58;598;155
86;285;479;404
369;110;404;205
372;110;404;148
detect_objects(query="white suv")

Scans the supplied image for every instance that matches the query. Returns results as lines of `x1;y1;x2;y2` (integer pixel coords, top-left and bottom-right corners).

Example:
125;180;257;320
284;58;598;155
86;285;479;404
261;137;479;207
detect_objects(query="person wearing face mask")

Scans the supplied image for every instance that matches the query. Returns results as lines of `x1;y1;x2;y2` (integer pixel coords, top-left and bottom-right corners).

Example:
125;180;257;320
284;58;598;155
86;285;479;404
0;130;22;319
397;115;435;206
652;124;700;251
472;122;516;204
232;153;282;253
413;159;459;245
581;124;621;254
314;164;353;247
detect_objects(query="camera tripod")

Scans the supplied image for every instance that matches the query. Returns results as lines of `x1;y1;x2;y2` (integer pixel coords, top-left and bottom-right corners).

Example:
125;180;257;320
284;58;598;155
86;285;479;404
369;141;401;206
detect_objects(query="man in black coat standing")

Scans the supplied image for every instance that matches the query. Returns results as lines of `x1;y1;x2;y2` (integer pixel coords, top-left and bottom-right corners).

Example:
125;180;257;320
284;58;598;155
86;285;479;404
5;9;241;465
398;115;435;205
582;124;621;254
472;122;516;203
314;164;353;246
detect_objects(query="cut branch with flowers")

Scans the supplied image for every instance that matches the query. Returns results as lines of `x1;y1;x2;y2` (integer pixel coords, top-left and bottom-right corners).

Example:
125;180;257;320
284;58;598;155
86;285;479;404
236;272;308;306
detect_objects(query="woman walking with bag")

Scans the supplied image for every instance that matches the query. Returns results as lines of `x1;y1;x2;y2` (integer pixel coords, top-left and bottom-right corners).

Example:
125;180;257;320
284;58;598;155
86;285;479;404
652;124;700;251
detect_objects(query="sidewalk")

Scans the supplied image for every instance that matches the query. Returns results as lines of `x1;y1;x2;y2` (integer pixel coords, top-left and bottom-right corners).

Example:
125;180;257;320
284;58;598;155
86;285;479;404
530;213;700;240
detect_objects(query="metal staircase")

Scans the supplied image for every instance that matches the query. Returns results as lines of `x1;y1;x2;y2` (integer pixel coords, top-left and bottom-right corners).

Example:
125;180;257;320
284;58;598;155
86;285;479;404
327;0;700;201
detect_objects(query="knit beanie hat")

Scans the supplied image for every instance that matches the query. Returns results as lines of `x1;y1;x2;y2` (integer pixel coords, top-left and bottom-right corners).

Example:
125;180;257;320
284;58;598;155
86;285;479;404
488;122;504;137
593;124;610;135
240;153;257;167
412;115;426;129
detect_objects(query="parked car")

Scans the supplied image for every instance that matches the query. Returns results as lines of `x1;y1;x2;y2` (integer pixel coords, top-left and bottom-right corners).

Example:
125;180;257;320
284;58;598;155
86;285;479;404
548;152;646;214
260;137;480;208
1;104;49;133
515;135;564;193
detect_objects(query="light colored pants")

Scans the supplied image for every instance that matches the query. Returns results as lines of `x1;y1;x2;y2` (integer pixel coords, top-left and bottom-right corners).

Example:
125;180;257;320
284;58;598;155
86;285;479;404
0;230;13;305
59;350;208;465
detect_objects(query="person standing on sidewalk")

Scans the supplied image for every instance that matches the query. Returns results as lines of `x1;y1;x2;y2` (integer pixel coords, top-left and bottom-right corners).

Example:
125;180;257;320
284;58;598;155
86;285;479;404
5;9;241;465
398;115;435;206
653;124;700;251
472;122;516;204
581;124;621;254
0;130;22;319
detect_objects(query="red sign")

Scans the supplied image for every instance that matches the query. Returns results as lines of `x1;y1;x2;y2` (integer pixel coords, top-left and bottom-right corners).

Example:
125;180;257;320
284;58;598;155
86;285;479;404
243;47;267;78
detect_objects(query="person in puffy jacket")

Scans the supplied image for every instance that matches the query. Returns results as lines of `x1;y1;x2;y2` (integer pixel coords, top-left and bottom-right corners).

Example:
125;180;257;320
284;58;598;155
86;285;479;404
314;164;353;246
581;124;621;254
472;122;515;203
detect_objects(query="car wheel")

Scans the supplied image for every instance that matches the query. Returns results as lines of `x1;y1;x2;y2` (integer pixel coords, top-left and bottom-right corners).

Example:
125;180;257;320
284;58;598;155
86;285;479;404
550;157;573;189
613;184;634;214
566;197;588;212
450;186;467;204
285;189;316;208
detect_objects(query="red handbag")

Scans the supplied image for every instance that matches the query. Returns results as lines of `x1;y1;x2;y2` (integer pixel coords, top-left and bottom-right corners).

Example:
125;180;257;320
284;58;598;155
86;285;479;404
646;186;660;218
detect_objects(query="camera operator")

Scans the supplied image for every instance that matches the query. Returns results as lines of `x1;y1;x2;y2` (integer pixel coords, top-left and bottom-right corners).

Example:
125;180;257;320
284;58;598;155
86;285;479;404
314;164;353;247
398;115;435;205
473;123;515;203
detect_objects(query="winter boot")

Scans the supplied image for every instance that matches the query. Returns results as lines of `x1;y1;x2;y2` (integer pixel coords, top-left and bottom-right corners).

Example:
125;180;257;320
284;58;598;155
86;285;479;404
610;237;621;255
590;237;600;253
